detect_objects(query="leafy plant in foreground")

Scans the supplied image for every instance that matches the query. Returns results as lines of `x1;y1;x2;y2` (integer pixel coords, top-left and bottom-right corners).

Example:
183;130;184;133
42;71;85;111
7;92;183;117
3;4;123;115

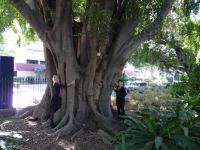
114;104;200;150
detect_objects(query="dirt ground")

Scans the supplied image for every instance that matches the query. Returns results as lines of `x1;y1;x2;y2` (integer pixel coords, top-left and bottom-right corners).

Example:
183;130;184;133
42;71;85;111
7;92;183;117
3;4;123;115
0;117;113;150
0;98;138;150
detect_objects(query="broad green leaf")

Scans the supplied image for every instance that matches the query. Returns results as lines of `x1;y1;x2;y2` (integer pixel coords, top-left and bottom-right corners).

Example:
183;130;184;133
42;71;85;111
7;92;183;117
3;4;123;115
161;143;170;150
164;142;180;150
160;117;179;136
172;135;200;150
181;126;189;136
121;135;126;150
122;116;146;130
139;141;154;150
142;115;157;133
129;137;151;145
155;136;163;150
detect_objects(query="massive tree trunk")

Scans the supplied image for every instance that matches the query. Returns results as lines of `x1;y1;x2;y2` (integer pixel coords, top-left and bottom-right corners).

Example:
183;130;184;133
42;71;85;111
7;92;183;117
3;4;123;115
11;0;175;136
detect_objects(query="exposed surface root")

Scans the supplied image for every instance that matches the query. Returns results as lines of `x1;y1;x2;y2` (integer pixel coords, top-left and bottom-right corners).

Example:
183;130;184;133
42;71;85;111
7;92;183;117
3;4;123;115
55;116;74;136
97;129;113;145
88;96;125;135
54;111;69;130
40;119;51;129
17;106;35;119
71;128;84;140
53;109;62;126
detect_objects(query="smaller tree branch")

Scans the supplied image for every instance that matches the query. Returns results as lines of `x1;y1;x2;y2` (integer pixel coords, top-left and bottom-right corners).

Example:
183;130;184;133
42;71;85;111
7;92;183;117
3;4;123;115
11;0;48;39
102;0;135;58
52;0;67;31
114;0;175;59
118;0;128;11
130;0;175;49
111;0;128;20
26;0;36;10
39;0;48;23
104;0;114;14
103;0;175;81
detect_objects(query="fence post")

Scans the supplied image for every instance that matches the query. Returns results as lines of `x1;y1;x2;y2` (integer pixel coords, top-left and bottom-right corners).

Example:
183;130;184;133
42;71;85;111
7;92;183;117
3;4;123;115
0;56;15;117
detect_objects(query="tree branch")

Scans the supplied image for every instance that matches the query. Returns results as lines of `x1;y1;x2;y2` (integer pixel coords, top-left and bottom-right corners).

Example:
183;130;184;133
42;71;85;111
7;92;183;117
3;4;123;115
105;1;139;62
101;0;132;57
104;0;114;14
130;0;175;49
26;0;36;10
39;0;48;24
115;0;175;58
11;0;48;39
52;0;67;31
103;0;175;78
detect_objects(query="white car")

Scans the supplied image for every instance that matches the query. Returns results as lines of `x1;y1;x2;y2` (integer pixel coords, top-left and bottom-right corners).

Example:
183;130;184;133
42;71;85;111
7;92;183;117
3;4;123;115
126;81;147;93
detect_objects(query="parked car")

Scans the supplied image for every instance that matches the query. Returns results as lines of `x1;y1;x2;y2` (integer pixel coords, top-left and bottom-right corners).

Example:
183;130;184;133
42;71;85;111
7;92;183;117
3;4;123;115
126;81;147;93
13;77;26;82
26;76;35;84
26;77;47;84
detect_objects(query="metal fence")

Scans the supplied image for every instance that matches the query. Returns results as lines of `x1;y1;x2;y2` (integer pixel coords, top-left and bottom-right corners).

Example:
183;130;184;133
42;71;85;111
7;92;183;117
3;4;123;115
0;77;13;109
12;77;47;108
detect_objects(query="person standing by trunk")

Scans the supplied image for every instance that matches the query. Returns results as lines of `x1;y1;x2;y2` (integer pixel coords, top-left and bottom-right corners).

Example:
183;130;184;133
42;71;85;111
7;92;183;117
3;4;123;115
50;75;75;128
115;80;127;116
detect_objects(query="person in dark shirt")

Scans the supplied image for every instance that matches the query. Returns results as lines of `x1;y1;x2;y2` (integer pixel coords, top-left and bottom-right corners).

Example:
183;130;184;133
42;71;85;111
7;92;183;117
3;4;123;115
50;75;75;128
115;80;127;116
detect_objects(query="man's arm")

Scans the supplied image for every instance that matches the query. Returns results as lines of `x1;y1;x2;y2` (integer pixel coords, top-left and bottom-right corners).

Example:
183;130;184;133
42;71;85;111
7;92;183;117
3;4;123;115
67;80;75;86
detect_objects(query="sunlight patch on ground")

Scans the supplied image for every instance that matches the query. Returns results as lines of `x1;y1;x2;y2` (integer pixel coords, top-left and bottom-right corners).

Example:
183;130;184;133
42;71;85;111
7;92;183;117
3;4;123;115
0;131;23;139
128;99;138;106
0;131;27;149
58;139;76;150
128;109;135;112
0;140;6;149
27;121;38;127
1;121;13;126
0;121;13;130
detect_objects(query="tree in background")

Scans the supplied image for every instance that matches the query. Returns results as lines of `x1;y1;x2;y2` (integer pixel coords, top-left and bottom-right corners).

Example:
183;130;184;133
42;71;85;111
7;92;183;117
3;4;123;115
129;1;200;72
33;65;43;79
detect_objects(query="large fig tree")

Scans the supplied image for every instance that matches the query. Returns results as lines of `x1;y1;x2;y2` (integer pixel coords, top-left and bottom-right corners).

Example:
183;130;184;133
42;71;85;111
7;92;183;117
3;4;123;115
9;0;177;136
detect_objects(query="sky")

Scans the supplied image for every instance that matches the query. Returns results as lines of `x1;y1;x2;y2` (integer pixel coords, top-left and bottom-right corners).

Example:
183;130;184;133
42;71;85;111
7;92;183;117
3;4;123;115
191;10;200;21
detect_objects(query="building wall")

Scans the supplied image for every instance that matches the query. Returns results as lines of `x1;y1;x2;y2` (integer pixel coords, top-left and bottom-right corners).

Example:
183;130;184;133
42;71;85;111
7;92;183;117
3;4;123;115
15;42;44;64
14;42;46;78
16;71;45;78
16;71;36;77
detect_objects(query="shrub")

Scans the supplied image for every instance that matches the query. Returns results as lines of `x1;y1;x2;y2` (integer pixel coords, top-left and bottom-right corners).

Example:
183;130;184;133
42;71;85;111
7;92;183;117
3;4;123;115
129;88;177;110
170;82;189;98
114;104;200;150
170;64;200;102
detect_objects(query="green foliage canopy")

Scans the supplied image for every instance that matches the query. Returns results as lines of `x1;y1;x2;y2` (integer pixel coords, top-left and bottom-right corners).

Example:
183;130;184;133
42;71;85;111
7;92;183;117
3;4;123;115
0;0;199;63
129;1;200;70
0;0;38;46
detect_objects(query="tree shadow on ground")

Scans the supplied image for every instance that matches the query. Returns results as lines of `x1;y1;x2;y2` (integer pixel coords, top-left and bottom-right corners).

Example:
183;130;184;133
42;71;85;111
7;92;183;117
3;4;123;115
0;117;112;150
